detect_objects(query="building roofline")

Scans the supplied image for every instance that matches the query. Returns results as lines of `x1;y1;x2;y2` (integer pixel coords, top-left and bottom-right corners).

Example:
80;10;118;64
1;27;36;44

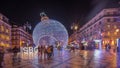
80;7;120;31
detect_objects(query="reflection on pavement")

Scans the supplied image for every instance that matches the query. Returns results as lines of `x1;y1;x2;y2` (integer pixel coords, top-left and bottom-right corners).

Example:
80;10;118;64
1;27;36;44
1;49;120;68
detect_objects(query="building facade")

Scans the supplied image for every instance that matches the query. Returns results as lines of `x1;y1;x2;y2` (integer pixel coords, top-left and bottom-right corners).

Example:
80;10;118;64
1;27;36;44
69;31;80;44
78;7;120;49
11;25;33;48
0;13;11;48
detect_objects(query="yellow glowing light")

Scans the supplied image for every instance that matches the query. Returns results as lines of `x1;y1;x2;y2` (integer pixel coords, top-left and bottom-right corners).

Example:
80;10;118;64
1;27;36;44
108;32;110;36
6;36;10;40
1;34;5;39
20;40;25;46
0;34;1;38
116;29;119;32
6;29;9;33
114;32;117;35
111;40;114;45
102;41;104;44
1;25;4;31
105;40;108;44
74;26;78;30
6;44;9;47
20;41;22;46
1;42;4;46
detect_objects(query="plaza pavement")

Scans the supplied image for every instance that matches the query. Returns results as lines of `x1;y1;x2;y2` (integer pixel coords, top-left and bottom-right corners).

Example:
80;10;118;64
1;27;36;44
2;48;120;68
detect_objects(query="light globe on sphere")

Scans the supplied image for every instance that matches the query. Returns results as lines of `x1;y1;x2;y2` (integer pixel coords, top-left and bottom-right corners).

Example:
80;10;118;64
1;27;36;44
32;13;68;47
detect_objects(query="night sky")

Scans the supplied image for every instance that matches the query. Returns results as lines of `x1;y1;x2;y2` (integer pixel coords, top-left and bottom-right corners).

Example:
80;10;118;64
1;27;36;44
0;0;119;35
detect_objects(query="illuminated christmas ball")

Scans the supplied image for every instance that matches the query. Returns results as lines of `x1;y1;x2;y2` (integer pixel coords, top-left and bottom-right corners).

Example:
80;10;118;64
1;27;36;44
32;12;68;46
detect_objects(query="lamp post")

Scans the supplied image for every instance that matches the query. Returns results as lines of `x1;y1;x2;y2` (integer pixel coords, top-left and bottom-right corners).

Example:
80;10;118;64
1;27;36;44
70;23;79;47
71;23;79;31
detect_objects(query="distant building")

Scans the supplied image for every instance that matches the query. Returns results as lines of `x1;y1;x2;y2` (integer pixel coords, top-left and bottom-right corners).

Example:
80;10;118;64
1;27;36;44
11;25;33;48
78;7;120;49
69;31;80;44
0;13;11;48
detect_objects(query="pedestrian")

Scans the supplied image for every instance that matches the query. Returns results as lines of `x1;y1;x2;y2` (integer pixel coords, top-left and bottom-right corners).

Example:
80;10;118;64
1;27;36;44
12;46;19;62
42;45;47;59
12;46;19;56
108;44;111;49
105;44;107;50
51;45;54;56
46;46;52;60
117;46;119;52
38;46;41;56
0;46;5;67
113;47;116;52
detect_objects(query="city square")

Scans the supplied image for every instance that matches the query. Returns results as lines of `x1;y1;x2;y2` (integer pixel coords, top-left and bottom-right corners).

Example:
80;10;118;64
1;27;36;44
2;49;120;68
0;0;120;68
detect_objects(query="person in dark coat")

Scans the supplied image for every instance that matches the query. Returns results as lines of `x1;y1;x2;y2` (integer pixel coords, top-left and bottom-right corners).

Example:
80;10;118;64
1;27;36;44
50;45;54;56
12;46;19;56
46;46;52;59
0;46;5;67
12;46;19;62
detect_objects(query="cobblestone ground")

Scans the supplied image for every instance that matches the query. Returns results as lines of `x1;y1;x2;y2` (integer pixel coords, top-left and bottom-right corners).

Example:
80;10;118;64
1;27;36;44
1;49;120;68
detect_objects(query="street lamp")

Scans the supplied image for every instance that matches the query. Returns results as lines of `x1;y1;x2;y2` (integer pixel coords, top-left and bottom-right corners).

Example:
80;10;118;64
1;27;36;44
71;23;79;31
116;29;119;32
70;23;79;46
74;25;78;31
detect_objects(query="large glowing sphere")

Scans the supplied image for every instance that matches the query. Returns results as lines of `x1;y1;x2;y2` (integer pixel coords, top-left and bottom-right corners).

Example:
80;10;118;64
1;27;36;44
33;19;68;46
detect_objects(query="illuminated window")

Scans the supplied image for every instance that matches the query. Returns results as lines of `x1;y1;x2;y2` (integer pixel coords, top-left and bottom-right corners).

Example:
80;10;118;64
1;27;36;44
111;40;114;45
114;32;117;35
107;25;110;28
102;41;104;44
114;25;117;29
107;40;110;44
0;34;1;38
6;44;9;47
108;32;110;35
104;41;107;44
1;42;4;46
1;34;5;39
1;25;4;32
6;36;10;40
6;29;9;33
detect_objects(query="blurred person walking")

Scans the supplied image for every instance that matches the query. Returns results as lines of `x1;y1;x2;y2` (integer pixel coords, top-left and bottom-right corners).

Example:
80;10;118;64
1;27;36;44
46;46;52;60
12;46;19;63
0;46;5;67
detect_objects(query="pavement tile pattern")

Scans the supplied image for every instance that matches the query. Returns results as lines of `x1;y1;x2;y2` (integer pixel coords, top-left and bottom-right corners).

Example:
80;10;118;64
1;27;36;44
1;49;119;68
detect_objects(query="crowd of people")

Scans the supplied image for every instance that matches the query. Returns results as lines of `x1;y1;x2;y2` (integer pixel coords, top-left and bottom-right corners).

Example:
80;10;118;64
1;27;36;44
0;42;119;67
37;44;63;60
0;46;20;67
105;44;111;51
38;45;54;60
0;44;62;67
